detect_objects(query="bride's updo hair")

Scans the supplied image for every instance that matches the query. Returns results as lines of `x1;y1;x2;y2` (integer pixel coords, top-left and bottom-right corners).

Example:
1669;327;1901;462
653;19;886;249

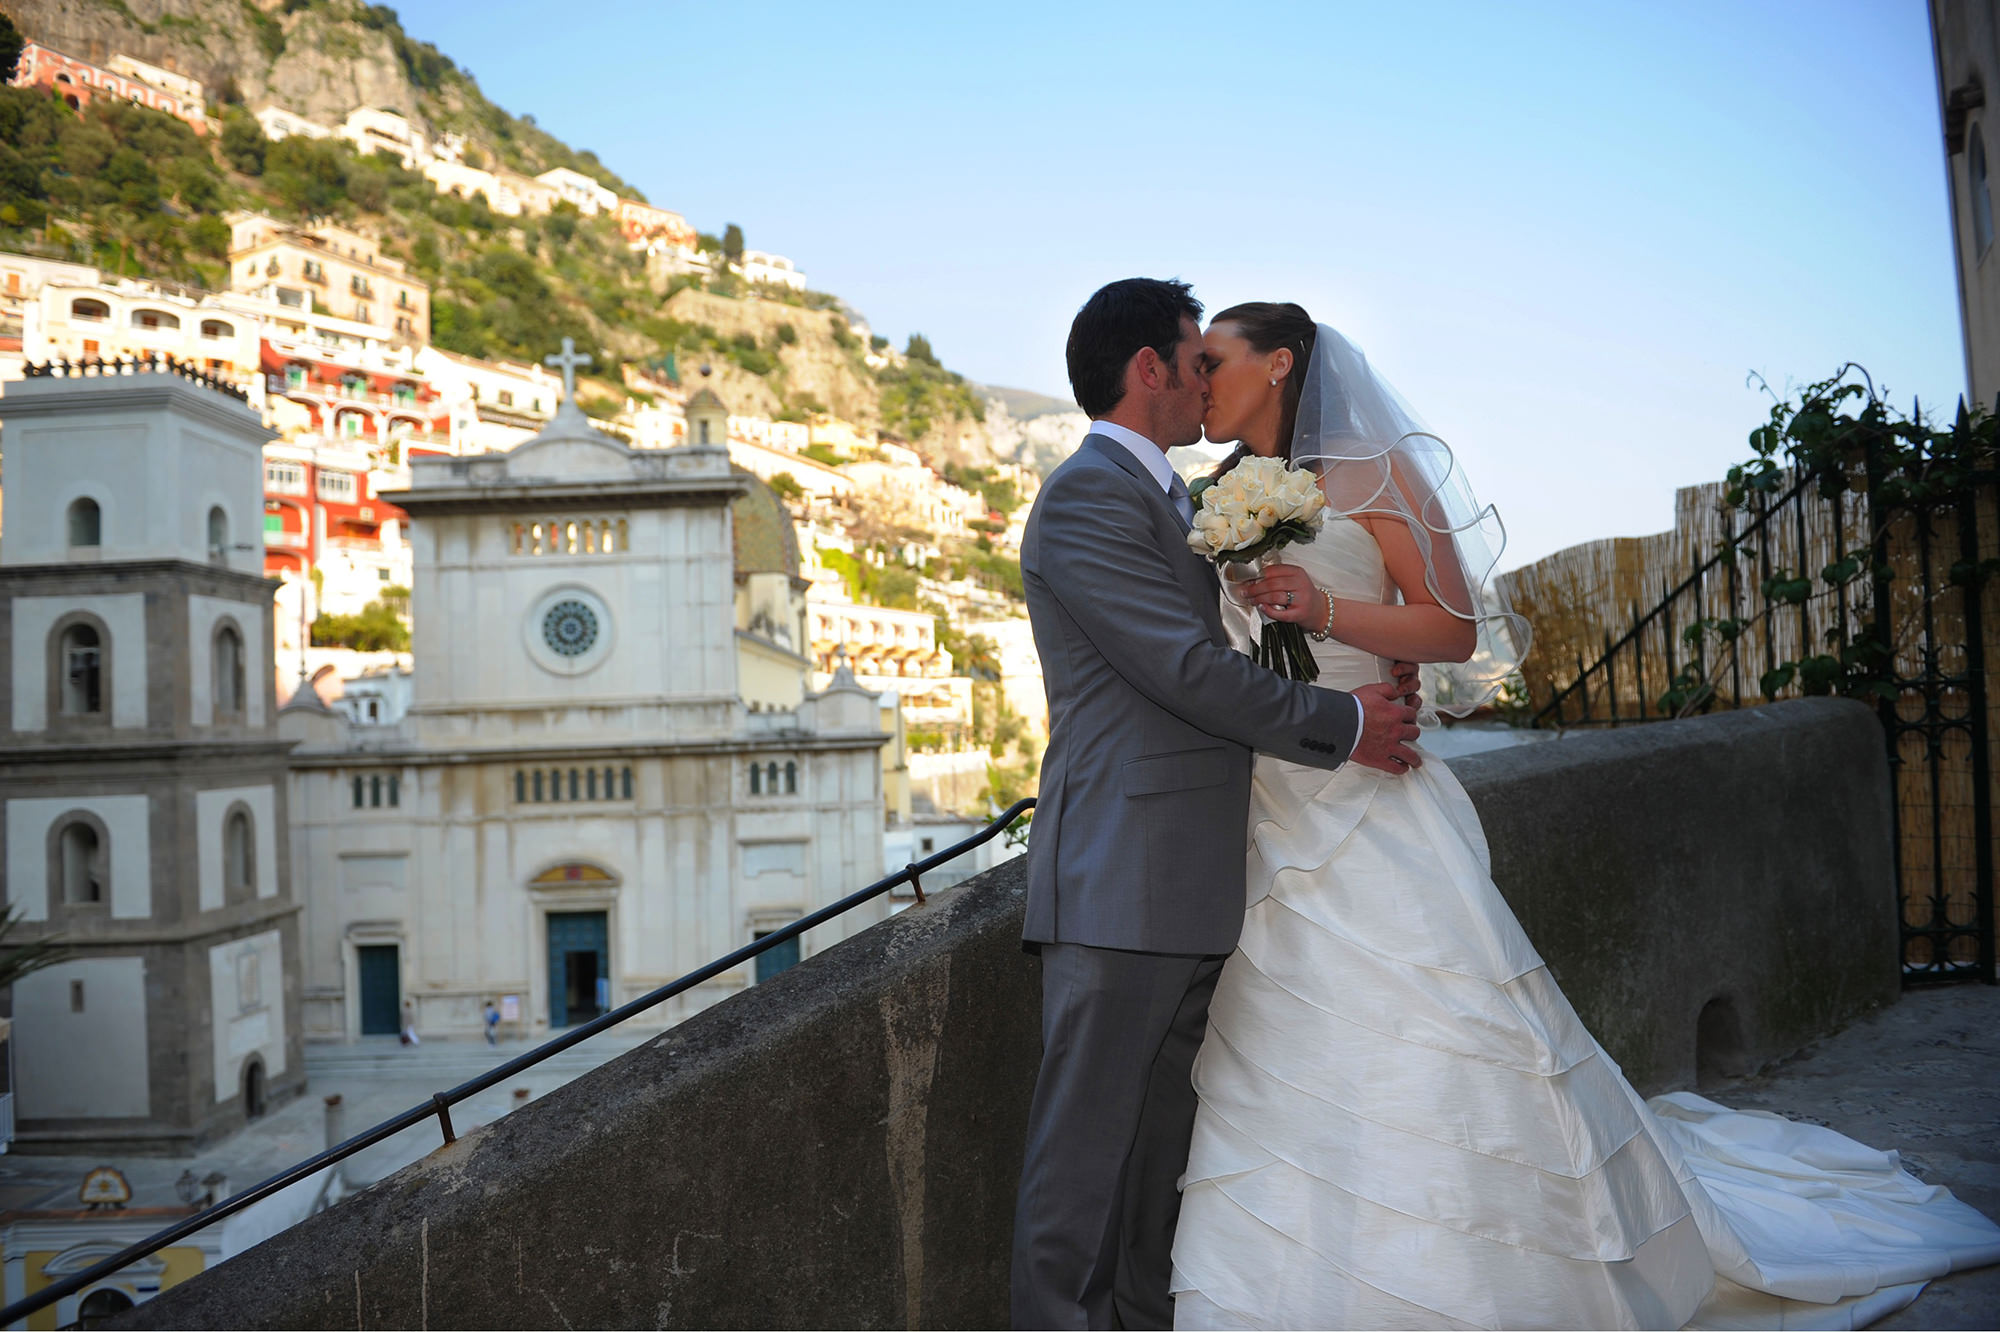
1210;302;1318;479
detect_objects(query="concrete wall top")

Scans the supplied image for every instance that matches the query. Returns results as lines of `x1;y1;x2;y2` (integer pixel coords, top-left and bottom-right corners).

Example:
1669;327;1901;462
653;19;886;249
128;697;1898;1331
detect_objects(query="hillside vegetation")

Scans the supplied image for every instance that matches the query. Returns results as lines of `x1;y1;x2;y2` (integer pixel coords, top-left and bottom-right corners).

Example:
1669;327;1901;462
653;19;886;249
0;1;1005;462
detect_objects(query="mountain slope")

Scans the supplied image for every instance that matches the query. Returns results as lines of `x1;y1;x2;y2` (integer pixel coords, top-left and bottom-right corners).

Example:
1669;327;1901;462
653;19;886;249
4;0;638;195
1;0;1044;472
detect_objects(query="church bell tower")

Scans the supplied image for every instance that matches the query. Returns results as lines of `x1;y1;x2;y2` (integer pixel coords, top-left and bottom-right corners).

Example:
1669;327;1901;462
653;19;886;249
0;360;305;1154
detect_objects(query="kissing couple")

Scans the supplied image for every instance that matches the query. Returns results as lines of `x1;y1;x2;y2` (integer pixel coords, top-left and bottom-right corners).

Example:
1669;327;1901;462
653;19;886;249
1009;277;2000;1330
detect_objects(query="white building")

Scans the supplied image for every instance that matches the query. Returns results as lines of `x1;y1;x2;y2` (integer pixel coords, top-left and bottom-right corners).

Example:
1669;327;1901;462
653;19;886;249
25;278;263;394
416;346;560;453
253;105;333;142
960;615;1047;742
534;167;618;216
339;108;428;169
278;374;890;1042
0;361;304;1153
107;54;203;106
422;159;524;217
740;250;808;292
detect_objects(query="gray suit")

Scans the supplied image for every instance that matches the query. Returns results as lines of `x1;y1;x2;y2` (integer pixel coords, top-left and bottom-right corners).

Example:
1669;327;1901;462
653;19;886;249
1012;435;1360;1329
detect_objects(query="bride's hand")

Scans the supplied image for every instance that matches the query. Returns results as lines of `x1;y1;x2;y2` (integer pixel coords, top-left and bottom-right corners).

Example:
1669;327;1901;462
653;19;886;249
1238;563;1321;624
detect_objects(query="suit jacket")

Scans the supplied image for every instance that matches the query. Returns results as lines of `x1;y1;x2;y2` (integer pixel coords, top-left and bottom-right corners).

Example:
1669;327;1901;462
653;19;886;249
1020;434;1361;956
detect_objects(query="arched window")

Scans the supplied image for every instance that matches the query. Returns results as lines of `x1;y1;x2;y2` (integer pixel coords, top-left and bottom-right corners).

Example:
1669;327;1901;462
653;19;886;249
131;307;180;331
213;622;244;716
533;769;545;801
59;622;103;715
225;807;255;897
69;297;108;321
67;497;101;547
208;506;229;563
515;770;527;802
353;775;365;808
784;761;798;794
200;318;235;339
765;761;780;794
77;1289;135;1326
568;768;580;800
59;820;104;904
388;774;401;807
370;774;383;808
621;766;632;799
549;767;563;801
1974;124;1994;259
587;767;599;799
750;763;762;795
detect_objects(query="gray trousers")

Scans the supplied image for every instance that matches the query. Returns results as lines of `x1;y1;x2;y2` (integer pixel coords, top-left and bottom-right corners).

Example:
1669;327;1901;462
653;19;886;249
1011;943;1226;1330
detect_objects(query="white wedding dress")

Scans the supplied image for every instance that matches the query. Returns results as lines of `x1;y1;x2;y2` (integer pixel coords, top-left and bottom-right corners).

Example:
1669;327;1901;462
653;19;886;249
1169;517;2000;1331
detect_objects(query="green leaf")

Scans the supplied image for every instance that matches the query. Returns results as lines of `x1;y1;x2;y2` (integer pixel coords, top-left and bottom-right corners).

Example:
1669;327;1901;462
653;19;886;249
1759;664;1796;699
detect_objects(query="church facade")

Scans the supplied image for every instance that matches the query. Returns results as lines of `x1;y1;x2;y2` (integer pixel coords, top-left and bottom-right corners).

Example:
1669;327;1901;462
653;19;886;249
0;363;304;1154
280;376;891;1041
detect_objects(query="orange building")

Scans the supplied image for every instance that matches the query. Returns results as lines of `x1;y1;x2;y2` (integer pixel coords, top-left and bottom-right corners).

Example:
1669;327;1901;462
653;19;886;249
614;199;697;248
228;217;430;345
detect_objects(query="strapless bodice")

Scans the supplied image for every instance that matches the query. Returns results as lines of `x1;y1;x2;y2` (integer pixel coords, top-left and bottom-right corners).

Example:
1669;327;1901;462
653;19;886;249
1219;518;1396;695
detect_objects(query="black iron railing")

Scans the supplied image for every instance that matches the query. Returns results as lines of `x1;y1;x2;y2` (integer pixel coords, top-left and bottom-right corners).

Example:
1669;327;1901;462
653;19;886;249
4;799;1033;1328
1526;439;1997;985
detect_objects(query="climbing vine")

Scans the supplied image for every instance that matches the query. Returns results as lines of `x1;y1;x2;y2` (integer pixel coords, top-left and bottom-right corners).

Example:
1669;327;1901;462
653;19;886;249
1660;366;1998;717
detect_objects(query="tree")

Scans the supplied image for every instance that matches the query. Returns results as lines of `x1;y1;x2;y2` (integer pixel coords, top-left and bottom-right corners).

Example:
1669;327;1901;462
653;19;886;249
722;222;744;266
767;472;804;501
221;113;266;175
312;597;410;651
0;904;69;992
0;13;23;84
906;333;939;366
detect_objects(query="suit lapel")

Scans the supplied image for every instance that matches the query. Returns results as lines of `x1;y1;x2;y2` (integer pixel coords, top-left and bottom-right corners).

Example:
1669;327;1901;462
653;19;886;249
1082;435;1227;642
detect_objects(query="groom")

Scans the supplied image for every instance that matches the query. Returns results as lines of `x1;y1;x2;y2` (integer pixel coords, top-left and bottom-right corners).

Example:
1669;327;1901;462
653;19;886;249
1011;278;1423;1330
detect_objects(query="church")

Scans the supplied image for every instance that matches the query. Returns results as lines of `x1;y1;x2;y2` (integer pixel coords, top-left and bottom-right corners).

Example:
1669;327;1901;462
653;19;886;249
278;358;892;1041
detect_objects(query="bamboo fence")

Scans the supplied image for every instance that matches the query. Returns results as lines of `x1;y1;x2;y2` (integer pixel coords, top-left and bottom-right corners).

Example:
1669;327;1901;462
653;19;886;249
1499;472;1998;977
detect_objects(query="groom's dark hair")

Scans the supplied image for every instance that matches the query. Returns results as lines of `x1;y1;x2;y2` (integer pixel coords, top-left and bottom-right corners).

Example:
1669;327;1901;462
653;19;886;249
1066;278;1203;417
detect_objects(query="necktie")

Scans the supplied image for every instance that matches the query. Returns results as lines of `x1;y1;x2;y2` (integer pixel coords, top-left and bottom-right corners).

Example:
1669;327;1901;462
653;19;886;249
1167;473;1194;531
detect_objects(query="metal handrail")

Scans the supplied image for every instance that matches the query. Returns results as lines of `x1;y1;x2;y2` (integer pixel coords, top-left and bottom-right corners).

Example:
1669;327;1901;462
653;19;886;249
2;798;1033;1327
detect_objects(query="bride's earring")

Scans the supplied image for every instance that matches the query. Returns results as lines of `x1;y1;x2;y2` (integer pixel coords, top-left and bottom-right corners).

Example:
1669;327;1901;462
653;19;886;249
1269;378;1278;387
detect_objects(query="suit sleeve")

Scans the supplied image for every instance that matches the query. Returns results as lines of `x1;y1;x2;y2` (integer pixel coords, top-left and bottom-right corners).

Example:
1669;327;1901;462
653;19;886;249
1028;463;1359;768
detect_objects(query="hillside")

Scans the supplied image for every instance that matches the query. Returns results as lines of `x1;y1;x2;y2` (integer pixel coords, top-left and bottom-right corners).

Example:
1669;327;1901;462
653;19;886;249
3;0;638;195
0;0;1018;469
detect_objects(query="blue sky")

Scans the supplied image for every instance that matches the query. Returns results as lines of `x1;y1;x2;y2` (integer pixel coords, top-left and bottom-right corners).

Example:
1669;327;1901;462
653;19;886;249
389;1;1961;568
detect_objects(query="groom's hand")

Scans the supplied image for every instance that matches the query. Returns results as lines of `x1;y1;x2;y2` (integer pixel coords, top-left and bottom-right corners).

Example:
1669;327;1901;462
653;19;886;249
1348;681;1422;774
1390;660;1421;709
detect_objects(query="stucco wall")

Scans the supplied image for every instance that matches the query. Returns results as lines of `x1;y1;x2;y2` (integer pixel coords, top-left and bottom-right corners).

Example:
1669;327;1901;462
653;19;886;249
129;698;1898;1331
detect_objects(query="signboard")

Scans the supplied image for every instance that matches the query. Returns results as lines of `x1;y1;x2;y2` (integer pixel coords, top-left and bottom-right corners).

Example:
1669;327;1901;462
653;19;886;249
499;994;520;1022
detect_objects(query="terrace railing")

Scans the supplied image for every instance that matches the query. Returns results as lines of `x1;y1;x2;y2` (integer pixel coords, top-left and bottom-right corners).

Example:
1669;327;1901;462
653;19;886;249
2;799;1034;1328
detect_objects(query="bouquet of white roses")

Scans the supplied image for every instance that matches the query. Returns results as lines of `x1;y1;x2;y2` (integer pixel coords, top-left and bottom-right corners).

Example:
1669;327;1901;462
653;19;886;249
1185;455;1328;681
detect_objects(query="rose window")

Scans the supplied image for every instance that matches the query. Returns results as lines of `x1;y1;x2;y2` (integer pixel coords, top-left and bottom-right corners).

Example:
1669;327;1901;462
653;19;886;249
541;600;600;657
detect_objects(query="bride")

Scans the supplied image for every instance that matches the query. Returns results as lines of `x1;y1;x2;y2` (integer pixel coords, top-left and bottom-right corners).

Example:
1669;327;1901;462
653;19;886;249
1166;302;2000;1330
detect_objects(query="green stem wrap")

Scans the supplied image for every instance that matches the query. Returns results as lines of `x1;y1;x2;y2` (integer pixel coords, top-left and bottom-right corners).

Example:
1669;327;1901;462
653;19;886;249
1253;620;1320;683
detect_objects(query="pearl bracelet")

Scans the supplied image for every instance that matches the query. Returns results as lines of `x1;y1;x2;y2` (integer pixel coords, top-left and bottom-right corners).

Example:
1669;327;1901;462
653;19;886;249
1307;585;1337;641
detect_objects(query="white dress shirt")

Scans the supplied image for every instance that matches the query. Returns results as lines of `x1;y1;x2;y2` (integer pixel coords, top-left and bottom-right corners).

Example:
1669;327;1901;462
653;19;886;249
1088;419;1366;755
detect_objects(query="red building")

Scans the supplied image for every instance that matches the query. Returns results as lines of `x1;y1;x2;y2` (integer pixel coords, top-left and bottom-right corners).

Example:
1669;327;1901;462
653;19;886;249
258;336;447;600
11;43;208;134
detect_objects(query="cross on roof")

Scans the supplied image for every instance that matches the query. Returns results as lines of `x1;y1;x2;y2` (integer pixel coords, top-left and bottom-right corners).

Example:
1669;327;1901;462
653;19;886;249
545;337;592;401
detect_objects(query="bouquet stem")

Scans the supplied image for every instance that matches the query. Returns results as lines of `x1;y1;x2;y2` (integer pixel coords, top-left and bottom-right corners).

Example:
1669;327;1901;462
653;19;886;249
1254;620;1320;683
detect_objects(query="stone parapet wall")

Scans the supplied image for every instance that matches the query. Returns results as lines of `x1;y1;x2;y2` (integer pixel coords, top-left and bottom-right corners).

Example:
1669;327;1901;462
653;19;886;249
128;697;1898;1330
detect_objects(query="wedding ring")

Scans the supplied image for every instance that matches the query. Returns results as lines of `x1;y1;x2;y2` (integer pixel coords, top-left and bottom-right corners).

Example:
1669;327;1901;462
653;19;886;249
1283;590;1295;608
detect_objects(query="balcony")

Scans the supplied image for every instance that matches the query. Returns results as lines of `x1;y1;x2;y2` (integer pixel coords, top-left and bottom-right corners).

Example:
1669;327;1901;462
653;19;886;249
264;528;308;549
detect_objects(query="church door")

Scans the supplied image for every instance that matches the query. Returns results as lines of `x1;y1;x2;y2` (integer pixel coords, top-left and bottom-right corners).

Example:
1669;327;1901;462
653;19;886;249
547;911;609;1028
357;945;401;1036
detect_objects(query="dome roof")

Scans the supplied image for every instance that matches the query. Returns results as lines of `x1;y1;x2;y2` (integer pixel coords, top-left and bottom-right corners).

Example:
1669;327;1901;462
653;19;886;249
731;468;800;578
